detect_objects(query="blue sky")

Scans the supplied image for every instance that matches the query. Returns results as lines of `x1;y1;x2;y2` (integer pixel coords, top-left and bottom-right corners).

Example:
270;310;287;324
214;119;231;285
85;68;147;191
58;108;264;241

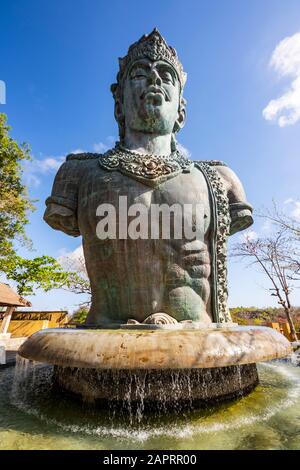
1;0;300;311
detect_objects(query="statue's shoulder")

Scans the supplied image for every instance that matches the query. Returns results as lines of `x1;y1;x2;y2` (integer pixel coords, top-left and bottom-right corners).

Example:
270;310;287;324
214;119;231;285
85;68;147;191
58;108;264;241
194;160;228;168
195;160;238;182
66;152;100;161
53;152;100;181
194;160;253;234
194;159;252;204
205;160;227;167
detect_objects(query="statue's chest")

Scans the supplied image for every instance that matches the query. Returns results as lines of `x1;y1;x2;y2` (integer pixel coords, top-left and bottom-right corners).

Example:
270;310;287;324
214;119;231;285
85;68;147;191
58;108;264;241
77;165;211;236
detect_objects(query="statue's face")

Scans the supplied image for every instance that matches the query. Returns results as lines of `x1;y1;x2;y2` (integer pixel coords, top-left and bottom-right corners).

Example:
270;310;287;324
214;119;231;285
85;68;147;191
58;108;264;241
122;58;181;135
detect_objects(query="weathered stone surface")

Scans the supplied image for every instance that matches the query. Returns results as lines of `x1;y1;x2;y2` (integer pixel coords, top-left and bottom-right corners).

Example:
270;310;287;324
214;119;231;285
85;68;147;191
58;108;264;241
19;326;291;370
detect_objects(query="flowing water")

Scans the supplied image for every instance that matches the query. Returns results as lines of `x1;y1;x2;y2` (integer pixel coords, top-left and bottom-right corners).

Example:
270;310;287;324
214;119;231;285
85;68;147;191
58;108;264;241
0;356;300;450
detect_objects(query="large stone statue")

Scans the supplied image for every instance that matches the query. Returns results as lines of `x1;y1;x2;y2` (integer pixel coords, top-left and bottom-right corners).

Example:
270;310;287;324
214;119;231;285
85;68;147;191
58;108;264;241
20;30;291;408
44;29;253;327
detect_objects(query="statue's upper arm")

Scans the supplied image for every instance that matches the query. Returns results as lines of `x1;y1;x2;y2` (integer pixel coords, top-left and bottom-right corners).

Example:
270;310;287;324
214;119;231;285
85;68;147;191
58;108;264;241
43;157;81;237
214;164;254;236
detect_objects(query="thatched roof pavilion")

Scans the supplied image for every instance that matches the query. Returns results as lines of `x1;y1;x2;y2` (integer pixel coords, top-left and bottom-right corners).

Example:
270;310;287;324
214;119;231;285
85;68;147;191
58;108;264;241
0;283;31;335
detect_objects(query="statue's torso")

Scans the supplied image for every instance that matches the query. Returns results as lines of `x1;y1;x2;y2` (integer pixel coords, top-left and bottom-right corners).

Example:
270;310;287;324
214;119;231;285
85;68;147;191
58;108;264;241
44;151;253;325
77;161;212;324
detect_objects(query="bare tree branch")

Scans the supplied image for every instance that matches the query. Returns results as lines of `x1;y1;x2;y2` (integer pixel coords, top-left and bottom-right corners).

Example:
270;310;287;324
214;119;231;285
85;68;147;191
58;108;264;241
232;227;298;341
58;253;91;303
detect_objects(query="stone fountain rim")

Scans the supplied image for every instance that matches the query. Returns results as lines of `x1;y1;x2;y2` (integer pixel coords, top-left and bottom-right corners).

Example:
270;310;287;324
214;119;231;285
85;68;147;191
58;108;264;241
18;325;292;370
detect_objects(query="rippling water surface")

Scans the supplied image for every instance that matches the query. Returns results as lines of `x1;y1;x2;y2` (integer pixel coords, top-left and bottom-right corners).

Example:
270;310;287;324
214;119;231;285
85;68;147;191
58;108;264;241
0;358;300;450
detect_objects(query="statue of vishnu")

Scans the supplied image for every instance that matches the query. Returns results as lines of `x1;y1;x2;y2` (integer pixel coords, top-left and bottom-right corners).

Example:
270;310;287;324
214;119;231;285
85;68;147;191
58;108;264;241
44;29;253;326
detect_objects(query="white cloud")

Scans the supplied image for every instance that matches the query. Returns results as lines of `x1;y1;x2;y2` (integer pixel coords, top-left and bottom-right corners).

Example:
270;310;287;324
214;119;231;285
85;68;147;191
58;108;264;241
71;148;85;154
177;142;191;159
282;197;300;221
93;142;109;153
22;155;65;187
57;244;84;263
36;156;65;172
261;219;273;233
57;245;86;273
240;230;258;242
93;136;116;153
290;201;300;221
263;32;300;127
24;172;41;187
65;245;84;260
22;137;114;188
107;136;116;145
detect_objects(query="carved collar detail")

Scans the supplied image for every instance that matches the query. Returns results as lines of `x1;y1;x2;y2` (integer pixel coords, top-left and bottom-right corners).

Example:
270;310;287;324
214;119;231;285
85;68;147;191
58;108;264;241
98;145;193;187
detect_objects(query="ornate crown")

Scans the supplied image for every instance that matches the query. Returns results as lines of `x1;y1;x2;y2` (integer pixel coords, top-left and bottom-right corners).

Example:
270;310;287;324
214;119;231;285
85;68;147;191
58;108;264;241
115;28;187;90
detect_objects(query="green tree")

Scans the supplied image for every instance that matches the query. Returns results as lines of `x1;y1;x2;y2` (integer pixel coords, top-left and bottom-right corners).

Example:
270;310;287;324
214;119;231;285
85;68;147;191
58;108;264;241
0;113;70;296
71;305;89;324
5;255;70;296
0;113;34;260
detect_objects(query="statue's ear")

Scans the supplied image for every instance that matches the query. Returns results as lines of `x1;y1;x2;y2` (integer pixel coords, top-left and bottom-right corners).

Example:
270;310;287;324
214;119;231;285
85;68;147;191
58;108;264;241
114;98;124;124
111;82;125;126
173;107;186;133
113;96;125;143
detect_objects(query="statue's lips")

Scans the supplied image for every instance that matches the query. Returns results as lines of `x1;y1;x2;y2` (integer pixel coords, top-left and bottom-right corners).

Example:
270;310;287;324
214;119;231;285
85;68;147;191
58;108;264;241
141;87;168;102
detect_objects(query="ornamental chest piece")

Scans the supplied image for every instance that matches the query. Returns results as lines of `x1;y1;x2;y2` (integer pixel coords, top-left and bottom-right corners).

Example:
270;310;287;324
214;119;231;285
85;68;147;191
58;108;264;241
98;144;193;187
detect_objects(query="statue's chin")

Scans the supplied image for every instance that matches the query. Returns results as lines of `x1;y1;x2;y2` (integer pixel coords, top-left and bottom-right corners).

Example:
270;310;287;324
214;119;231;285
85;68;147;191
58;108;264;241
134;107;173;135
139;121;172;135
143;101;164;116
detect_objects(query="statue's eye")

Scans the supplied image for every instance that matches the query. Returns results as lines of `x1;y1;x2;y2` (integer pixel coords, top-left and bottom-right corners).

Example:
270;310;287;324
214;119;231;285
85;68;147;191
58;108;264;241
131;68;147;79
160;70;175;84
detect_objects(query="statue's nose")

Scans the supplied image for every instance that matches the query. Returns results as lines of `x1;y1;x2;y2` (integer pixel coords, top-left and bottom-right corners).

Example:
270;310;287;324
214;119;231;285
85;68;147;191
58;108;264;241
148;69;162;86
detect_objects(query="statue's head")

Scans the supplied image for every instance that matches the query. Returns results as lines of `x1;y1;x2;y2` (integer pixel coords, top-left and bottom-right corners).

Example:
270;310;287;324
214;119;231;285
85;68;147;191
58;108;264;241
111;29;187;150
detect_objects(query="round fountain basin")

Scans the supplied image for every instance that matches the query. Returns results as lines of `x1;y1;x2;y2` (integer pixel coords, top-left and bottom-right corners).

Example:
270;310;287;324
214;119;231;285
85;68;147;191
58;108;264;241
52;363;259;405
18;326;292;406
19;326;291;370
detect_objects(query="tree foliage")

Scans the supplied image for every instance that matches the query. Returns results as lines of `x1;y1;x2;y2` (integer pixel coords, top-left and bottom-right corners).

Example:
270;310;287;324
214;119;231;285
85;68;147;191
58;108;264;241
4;255;70;296
0;113;71;296
0;113;34;261
71;305;89;324
230;306;300;329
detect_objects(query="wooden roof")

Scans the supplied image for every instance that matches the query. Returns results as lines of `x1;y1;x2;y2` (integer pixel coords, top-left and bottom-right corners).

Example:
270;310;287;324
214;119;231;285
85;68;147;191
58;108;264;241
0;283;31;307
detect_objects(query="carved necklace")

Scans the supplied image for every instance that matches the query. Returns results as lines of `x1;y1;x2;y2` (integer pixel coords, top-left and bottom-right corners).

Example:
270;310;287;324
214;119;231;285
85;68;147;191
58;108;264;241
98;144;193;187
